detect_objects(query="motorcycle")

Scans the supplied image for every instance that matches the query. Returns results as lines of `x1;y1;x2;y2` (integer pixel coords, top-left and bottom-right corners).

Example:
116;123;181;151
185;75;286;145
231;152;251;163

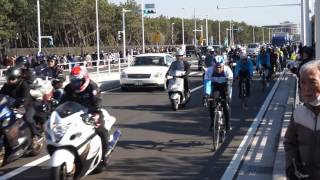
0;95;44;167
167;70;191;111
46;101;121;179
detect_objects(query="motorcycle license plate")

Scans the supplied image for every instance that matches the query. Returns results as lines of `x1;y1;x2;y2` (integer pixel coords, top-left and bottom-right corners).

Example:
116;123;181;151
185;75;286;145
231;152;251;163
135;81;143;86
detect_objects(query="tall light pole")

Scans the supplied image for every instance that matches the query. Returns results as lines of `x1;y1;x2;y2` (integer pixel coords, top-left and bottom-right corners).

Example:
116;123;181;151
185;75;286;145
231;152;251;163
268;28;271;43
181;8;185;46
122;8;131;58
253;27;255;43
37;0;41;53
304;0;312;46
194;8;197;46
95;0;100;74
141;0;145;53
301;0;305;45
205;16;208;46
315;0;320;58
219;21;221;46
226;29;229;46
231;24;234;45
229;21;232;46
171;23;175;45
262;28;265;43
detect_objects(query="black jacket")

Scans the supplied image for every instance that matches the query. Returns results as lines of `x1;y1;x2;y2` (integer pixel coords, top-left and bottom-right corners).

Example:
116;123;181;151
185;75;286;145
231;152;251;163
168;60;191;76
0;80;31;108
60;80;101;113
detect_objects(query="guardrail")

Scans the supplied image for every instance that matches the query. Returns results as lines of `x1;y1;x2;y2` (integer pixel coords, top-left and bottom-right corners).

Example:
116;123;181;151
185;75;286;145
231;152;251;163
57;55;135;74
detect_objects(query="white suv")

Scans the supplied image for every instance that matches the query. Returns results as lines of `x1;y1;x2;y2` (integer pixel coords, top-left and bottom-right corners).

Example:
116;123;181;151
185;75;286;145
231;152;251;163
246;43;260;57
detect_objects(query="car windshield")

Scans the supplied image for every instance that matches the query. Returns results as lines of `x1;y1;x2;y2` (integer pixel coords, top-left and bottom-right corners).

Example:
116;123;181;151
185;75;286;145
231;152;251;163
55;101;88;118
133;56;165;66
248;44;258;48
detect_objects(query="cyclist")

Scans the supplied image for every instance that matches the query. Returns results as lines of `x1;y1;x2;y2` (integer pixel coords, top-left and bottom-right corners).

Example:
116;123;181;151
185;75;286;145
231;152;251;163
203;56;233;131
235;52;253;98
204;46;216;68
256;46;271;81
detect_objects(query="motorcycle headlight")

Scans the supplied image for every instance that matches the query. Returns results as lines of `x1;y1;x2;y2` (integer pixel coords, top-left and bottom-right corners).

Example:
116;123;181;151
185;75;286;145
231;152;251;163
52;124;68;142
153;72;162;78
121;72;128;78
2;117;10;127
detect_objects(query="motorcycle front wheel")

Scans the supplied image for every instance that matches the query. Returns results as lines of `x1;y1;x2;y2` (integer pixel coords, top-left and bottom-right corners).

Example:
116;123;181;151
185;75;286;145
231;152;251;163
171;99;179;111
51;163;75;180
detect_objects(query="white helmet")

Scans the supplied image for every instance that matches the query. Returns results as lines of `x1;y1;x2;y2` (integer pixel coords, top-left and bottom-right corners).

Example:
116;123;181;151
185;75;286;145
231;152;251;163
207;46;214;52
175;49;184;56
240;52;248;59
236;44;241;49
30;78;53;100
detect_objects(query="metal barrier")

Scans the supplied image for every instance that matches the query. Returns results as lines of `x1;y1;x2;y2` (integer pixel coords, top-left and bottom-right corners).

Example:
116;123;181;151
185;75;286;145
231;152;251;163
57;56;134;73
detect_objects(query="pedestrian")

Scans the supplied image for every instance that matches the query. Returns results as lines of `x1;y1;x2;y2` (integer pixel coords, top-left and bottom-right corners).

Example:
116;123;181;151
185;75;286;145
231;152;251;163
284;60;320;180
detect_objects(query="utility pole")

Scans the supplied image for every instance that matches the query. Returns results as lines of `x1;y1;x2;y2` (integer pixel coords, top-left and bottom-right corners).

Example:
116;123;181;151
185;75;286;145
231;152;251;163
182;8;185;46
95;0;100;74
141;0;145;53
37;0;41;53
194;8;197;46
205;16;208;46
315;0;320;58
219;21;221;46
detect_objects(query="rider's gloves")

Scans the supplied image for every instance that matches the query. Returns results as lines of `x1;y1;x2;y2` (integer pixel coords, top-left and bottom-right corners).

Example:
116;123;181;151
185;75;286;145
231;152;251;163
91;113;101;127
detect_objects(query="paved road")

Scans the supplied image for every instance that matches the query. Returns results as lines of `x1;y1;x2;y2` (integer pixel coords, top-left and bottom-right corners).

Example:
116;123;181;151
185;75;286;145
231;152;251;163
0;68;278;180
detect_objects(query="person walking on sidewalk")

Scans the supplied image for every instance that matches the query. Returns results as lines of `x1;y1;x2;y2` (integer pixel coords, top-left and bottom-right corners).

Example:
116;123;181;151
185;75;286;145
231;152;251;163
284;60;320;180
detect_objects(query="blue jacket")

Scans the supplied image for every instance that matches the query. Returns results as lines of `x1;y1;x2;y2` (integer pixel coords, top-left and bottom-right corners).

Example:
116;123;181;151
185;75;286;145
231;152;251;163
204;65;233;96
235;58;254;77
256;53;271;67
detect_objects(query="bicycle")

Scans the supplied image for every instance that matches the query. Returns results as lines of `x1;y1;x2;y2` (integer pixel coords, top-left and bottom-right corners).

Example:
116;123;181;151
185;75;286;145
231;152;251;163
206;91;226;151
239;76;249;110
260;65;269;91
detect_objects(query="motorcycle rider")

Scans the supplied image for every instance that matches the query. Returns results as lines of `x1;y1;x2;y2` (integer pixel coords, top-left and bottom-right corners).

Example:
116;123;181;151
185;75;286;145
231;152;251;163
235;52;253;98
34;52;47;76
15;56;36;84
203;56;233;131
60;66;109;169
40;55;65;102
256;46;271;80
0;67;43;143
167;49;191;96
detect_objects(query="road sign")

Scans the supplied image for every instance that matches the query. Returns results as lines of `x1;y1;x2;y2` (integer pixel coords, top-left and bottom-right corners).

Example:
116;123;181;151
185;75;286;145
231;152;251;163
152;31;161;43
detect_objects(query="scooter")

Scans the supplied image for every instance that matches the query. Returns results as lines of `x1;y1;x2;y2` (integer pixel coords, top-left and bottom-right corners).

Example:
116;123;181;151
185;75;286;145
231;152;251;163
46;101;121;179
0;95;44;167
167;70;191;111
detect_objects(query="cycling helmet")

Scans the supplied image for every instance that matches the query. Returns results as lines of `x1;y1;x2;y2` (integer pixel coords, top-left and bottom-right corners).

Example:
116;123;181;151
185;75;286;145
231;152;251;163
70;66;90;93
214;56;225;67
5;67;21;82
207;46;214;52
16;56;29;68
36;51;45;61
175;49;184;56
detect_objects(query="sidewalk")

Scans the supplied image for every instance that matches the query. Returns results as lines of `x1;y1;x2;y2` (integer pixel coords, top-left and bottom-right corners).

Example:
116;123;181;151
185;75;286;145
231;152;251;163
235;72;297;179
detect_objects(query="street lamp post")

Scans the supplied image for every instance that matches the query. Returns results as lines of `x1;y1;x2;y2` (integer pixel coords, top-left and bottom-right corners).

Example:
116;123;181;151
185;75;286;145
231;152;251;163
253;27;255;43
171;23;175;45
182;8;185;46
262;28;265;43
205;16;208;46
37;0;41;53
315;0;320;58
219;21;221;46
122;8;132;58
15;33;19;56
95;0;100;74
141;0;145;53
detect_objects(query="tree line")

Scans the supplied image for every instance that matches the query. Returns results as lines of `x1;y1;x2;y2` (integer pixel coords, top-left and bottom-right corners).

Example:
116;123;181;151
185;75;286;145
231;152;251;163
0;0;267;51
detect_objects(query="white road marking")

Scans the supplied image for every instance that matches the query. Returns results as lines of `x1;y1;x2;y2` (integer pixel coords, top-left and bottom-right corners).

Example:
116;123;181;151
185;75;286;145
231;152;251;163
0;155;50;180
220;71;285;180
191;85;204;93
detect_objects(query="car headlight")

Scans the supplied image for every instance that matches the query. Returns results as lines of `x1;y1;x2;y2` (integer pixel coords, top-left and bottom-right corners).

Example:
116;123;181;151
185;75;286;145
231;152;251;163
2;117;10;127
121;72;128;78
52;124;68;142
153;72;162;78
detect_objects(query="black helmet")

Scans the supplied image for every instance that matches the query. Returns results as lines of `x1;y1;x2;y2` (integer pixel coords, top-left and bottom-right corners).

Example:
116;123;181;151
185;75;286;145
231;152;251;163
5;67;21;81
302;46;314;58
48;55;58;62
16;56;29;67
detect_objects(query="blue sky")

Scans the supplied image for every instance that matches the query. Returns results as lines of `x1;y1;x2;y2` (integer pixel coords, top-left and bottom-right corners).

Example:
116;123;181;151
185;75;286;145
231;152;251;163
109;0;315;26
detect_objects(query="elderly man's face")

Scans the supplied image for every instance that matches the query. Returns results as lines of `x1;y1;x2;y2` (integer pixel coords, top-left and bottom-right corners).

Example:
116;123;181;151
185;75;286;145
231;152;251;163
300;69;320;102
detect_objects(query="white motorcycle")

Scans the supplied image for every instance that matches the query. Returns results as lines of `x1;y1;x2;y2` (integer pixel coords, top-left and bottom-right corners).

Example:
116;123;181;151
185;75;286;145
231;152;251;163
46;101;121;180
167;70;191;111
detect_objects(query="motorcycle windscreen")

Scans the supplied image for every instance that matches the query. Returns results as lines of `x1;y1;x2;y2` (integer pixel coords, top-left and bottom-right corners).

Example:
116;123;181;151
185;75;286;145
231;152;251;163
55;101;88;118
168;70;186;77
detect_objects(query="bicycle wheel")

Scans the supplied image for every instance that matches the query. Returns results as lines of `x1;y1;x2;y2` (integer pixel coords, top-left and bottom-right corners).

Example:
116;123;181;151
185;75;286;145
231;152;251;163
212;104;222;151
262;70;266;91
240;81;247;109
